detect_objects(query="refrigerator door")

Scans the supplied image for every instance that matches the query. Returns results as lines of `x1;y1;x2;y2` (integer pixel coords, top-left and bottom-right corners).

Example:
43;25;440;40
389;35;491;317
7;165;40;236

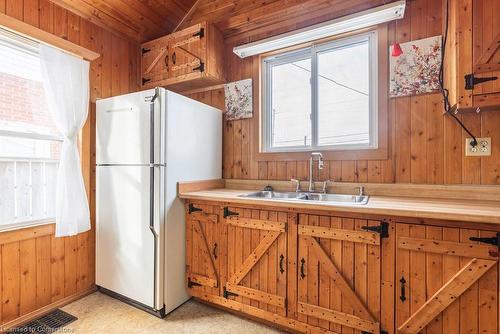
96;165;161;309
96;89;162;165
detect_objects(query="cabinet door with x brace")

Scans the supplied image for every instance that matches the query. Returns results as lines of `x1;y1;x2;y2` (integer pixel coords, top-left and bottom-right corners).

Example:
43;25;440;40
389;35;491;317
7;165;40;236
141;35;170;88
396;223;499;334
185;202;221;297
222;206;288;317
297;214;385;334
168;22;206;80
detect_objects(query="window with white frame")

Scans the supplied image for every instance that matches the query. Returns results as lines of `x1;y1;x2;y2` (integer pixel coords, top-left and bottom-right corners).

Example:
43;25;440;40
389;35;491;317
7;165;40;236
0;29;61;228
262;31;378;152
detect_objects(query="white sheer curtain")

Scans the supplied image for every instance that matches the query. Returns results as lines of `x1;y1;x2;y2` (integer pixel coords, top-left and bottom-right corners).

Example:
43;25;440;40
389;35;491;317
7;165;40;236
39;44;91;237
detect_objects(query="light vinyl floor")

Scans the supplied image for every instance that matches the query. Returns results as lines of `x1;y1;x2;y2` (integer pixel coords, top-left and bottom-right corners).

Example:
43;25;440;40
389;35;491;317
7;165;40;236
59;292;285;333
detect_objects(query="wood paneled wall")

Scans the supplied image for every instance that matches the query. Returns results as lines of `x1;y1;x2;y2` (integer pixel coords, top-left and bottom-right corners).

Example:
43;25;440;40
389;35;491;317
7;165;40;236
189;0;500;186
0;0;139;325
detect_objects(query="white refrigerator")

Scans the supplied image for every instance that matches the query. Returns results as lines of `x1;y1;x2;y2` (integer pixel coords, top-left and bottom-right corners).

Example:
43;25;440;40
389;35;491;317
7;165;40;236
95;88;221;317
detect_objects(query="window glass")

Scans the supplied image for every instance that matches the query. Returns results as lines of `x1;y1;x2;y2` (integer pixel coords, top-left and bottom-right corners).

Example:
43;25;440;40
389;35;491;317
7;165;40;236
317;40;370;146
0;31;60;227
270;58;312;148
262;32;377;152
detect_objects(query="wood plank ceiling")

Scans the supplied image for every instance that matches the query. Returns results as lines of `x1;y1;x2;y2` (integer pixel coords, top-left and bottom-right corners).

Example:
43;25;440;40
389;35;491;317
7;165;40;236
48;0;392;43
48;0;197;41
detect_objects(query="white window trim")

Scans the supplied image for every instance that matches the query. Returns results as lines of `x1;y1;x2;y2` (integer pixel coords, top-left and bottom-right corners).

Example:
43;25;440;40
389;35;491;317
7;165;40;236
261;30;378;153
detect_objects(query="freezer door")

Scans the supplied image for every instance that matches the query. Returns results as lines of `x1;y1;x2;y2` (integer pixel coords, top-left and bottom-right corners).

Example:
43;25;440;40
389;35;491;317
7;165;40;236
96;89;162;165
96;165;162;308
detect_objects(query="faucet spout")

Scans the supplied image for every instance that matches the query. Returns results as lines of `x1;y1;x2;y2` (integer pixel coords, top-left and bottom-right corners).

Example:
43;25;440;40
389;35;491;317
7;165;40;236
308;152;324;192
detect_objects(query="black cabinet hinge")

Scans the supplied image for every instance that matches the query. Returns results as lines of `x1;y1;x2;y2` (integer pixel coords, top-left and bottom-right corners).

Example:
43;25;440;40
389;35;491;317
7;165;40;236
142;78;151;85
465;73;498;90
470;233;500;247
188;203;203;214
223;207;239;218
361;221;389;238
192;28;205;38
141;48;151;55
223;286;239;299
193;62;205;72
187;277;202;288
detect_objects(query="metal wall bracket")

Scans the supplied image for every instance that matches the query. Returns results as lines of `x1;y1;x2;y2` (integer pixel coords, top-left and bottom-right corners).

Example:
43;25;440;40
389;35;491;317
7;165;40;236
223;287;239;299
187;277;202;288
193;62;205;72
469;233;500;247
361;221;389;238
223;207;239;218
192;28;205;38
188;203;203;214
465;73;498;90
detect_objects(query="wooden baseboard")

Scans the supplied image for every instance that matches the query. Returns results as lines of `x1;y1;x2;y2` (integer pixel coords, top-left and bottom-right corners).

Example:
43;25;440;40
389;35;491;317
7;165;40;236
1;287;97;332
190;290;334;334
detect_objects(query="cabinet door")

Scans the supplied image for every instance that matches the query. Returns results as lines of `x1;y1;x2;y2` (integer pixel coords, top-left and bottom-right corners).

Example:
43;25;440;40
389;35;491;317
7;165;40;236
223;206;288;317
297;215;383;334
141;35;170;87
185;203;221;297
168;23;207;80
396;223;499;334
471;0;500;98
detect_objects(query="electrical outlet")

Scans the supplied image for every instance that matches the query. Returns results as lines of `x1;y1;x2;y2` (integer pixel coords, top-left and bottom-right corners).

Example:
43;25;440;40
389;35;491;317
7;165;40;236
465;137;491;156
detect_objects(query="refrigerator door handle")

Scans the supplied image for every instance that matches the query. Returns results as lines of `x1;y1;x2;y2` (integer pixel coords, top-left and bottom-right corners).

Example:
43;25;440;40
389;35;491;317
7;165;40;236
149;88;160;311
149;87;160;236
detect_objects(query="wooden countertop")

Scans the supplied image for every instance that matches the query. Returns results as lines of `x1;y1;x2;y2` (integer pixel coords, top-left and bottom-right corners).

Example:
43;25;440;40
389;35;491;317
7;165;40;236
179;188;500;225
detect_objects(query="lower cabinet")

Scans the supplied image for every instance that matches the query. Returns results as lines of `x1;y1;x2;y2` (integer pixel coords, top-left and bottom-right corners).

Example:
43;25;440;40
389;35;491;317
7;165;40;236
223;207;288;317
395;223;499;334
185;201;500;334
185;202;221;297
297;214;383;334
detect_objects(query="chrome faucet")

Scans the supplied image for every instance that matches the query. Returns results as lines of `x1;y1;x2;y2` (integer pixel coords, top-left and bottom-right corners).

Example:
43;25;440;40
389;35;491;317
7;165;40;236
322;180;332;194
308;152;324;192
291;178;301;192
355;186;365;197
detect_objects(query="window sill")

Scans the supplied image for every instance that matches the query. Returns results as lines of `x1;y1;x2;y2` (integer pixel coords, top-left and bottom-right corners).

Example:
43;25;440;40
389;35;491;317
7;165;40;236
253;146;388;161
0;219;55;234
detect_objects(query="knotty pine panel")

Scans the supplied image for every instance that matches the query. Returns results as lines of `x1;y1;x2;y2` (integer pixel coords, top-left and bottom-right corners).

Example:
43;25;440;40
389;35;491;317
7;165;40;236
188;0;500;185
0;0;140;325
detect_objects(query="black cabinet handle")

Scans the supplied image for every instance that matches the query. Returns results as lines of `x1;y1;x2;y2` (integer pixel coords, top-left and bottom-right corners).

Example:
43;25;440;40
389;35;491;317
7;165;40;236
279;254;285;274
172;52;176;65
400;277;407;302
300;258;306;279
164;54;169;68
213;243;218;260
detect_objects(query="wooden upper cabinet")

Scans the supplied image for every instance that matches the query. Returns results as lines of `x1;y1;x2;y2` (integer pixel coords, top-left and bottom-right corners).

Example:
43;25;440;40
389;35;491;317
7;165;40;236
141;22;226;92
222;206;288;318
297;214;385;334
185;203;221;297
446;0;500;111
395;223;499;334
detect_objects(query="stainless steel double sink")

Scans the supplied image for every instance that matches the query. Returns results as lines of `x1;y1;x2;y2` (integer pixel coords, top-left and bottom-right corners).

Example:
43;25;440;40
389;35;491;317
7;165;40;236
238;191;369;205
